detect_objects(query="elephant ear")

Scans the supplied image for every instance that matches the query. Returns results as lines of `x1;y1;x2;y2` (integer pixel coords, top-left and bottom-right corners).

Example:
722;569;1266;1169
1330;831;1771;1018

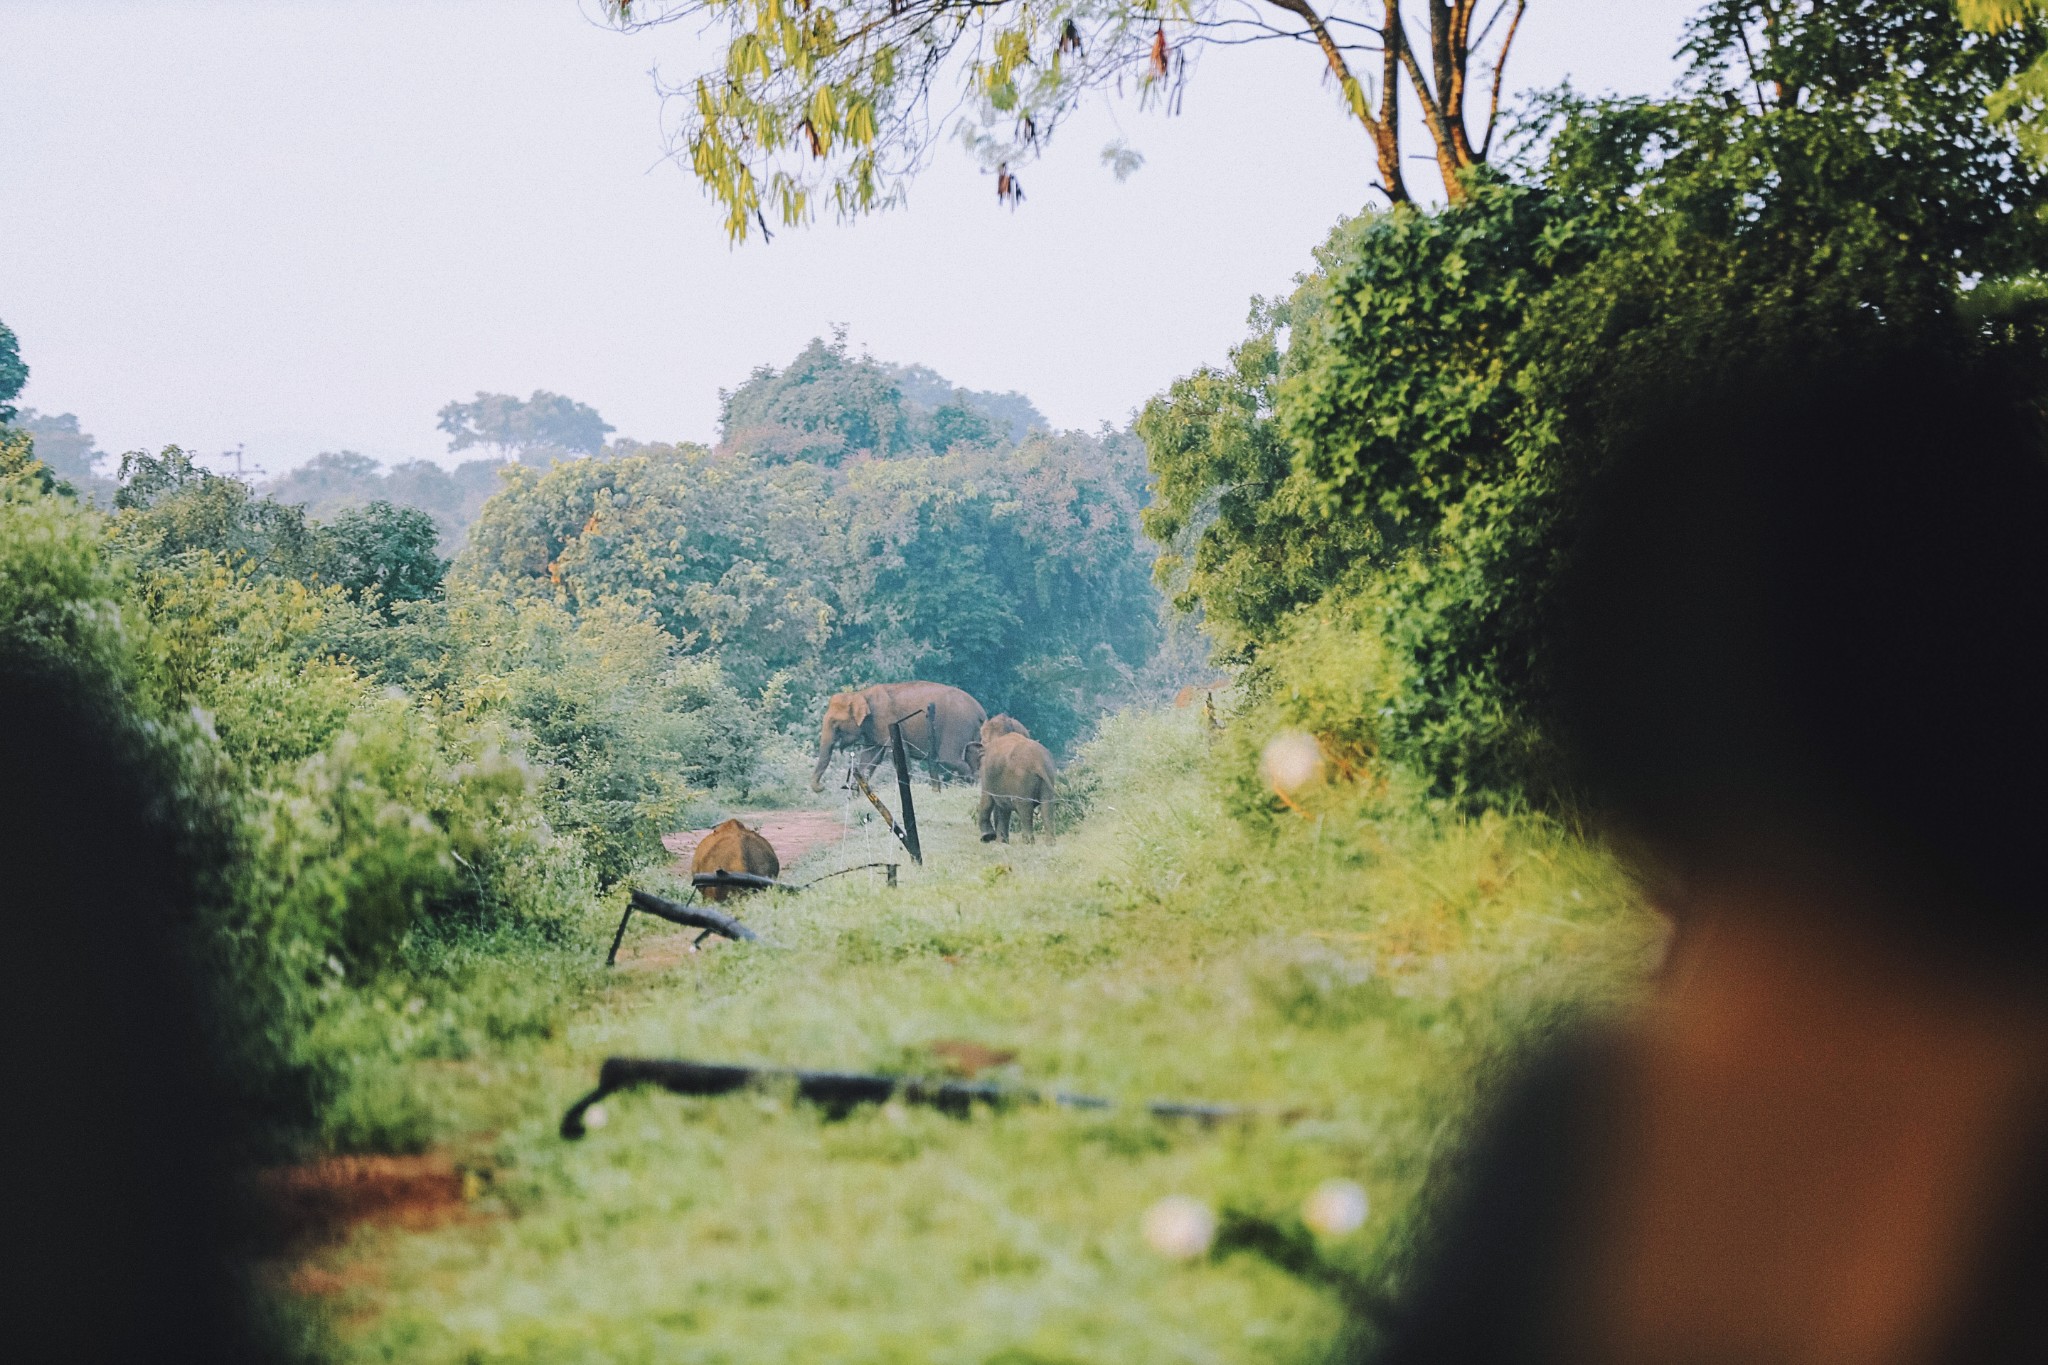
848;692;871;729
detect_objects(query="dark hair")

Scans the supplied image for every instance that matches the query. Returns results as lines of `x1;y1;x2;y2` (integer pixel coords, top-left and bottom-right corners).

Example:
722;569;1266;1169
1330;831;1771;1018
0;648;266;1360
1554;344;2048;963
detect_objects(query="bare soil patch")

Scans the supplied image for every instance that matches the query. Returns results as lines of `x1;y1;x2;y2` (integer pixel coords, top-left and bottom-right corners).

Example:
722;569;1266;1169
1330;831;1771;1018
252;1152;478;1255
926;1040;1018;1077
661;807;852;868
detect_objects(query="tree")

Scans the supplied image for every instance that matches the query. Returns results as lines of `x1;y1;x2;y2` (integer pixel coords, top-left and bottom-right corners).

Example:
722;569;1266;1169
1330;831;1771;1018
0;318;25;425
602;0;1527;239
320;501;447;615
437;390;615;461
885;363;1048;442
456;343;1162;746
266;451;512;556
1962;1;2048;159
113;447;330;582
1139;261;1383;659
266;450;386;520
12;411;105;484
718;334;1045;461
719;334;915;461
1146;0;2048;804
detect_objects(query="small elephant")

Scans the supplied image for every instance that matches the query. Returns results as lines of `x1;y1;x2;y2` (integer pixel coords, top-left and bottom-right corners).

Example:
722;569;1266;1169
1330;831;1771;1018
691;818;780;902
962;713;1031;776
810;681;988;792
976;719;1055;844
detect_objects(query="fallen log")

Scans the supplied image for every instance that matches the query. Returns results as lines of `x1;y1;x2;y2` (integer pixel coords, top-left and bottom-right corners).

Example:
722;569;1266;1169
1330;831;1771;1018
559;1054;1247;1138
608;864;904;965
627;889;762;943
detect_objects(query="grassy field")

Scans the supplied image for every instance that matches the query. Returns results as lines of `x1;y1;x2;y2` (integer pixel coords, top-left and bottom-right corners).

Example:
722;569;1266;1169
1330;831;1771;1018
283;709;1657;1364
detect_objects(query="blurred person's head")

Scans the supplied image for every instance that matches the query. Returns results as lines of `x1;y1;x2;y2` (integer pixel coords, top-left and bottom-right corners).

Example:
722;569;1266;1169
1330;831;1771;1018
1371;340;2048;1365
0;648;264;1360
1555;340;2048;971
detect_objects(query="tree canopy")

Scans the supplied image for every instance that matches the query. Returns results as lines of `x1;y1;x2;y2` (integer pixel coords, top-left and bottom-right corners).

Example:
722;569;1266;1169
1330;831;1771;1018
436;390;615;460
265;450;509;554
0;318;25;425
1145;0;2048;804
717;333;1047;462
459;419;1159;747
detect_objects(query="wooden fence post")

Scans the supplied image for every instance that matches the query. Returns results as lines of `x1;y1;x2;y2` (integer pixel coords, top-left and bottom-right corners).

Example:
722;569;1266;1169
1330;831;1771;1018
889;719;923;866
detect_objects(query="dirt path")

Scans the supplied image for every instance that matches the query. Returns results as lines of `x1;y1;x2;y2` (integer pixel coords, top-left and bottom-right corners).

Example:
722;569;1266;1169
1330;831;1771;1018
659;808;852;868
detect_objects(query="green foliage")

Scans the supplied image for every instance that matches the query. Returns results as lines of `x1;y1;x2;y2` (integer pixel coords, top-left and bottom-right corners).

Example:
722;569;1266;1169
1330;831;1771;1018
1139;225;1383;659
115;445;332;581
1146;0;2048;806
0;426;45;490
1;460;605;1146
1968;0;2048;163
479;600;708;885
885;361;1049;442
721;334;916;462
458;350;1161;748
287;706;1655;1363
267;450;510;554
0;464;141;687
321;500;447;614
437;389;614;459
0;317;24;423
9;409;115;504
602;0;1511;238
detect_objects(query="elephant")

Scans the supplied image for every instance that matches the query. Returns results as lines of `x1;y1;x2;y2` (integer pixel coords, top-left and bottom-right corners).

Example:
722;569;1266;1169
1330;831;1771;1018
810;681;988;793
975;720;1055;844
691;819;780;903
962;713;1030;776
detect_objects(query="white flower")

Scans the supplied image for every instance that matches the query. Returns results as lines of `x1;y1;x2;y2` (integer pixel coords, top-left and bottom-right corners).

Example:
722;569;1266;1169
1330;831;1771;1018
582;1103;609;1130
1260;730;1323;795
1142;1195;1216;1260
1302;1179;1369;1237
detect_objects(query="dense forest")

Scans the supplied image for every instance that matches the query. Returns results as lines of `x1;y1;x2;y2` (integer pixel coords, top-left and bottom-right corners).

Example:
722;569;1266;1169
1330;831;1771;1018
8;0;2048;1358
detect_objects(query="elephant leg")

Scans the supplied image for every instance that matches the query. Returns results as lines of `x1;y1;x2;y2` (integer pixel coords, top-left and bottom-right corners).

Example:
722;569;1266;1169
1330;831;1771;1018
854;745;887;786
978;794;997;843
1018;796;1038;844
995;801;1013;844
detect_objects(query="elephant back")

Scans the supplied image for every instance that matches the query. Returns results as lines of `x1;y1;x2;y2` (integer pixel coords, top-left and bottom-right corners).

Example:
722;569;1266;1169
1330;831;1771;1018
692;818;781;902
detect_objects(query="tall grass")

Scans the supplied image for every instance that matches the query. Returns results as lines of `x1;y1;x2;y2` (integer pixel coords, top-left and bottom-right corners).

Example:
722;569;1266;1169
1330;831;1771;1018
285;704;1656;1363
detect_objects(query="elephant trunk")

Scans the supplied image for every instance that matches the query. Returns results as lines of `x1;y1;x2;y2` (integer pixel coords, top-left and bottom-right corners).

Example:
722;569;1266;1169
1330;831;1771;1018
810;727;838;792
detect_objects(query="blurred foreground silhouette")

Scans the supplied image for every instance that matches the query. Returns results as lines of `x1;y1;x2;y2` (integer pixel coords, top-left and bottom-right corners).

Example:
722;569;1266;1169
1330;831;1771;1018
1372;345;2048;1363
0;653;267;1361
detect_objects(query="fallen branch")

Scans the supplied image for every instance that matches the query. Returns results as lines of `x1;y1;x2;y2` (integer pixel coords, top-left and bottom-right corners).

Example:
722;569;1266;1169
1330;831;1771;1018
560;1054;1248;1138
609;864;906;965
626;889;764;943
690;870;799;893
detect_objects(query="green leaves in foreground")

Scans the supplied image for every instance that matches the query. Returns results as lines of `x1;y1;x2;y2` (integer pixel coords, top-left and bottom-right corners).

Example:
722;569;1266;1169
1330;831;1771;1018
1142;0;2048;808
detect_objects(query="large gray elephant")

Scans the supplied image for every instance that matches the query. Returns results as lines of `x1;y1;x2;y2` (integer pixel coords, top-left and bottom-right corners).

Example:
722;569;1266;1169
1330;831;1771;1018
810;681;989;792
974;716;1055;844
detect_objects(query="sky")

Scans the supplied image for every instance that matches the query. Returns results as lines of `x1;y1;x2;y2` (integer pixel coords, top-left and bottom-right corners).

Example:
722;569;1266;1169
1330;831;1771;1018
0;0;1701;475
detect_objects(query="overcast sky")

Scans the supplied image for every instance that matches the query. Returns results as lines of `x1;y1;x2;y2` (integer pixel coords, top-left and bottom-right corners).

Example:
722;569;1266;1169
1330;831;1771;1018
1;0;1700;474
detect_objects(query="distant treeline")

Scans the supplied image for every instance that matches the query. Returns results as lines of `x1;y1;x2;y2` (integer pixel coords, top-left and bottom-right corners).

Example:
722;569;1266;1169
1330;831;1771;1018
261;340;1056;555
